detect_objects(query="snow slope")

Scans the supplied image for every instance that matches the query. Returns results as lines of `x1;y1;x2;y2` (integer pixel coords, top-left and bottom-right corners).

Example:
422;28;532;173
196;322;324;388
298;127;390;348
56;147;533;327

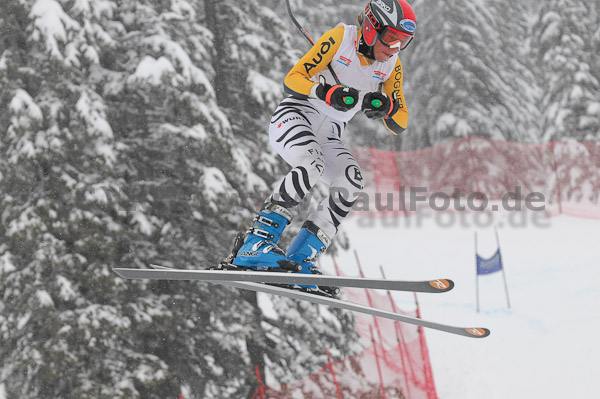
321;211;600;399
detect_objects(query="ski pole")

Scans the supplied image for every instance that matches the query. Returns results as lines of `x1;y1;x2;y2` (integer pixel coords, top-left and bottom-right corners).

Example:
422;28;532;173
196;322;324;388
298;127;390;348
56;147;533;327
285;0;355;106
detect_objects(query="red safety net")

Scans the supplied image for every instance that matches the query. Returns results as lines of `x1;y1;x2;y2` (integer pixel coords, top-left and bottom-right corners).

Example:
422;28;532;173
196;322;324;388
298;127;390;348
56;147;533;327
250;138;600;399
352;138;600;217
251;282;437;399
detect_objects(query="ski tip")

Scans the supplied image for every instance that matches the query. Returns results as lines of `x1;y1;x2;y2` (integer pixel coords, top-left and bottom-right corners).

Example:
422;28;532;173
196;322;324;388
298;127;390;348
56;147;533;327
464;327;491;338
112;268;128;279
428;279;455;292
113;267;155;279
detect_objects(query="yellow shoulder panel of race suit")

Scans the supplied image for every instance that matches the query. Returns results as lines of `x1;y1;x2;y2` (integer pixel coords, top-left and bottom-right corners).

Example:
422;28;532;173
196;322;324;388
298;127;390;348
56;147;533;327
284;26;345;98
382;56;408;135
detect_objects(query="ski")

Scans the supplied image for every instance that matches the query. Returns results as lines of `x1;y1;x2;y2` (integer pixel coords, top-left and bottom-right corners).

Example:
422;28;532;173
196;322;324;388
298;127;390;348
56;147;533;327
112;266;454;293
113;265;489;338
218;280;490;338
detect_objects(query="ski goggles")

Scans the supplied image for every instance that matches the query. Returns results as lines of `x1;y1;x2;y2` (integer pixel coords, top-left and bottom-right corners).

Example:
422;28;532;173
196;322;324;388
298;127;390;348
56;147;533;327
378;26;413;49
362;10;415;50
379;26;413;50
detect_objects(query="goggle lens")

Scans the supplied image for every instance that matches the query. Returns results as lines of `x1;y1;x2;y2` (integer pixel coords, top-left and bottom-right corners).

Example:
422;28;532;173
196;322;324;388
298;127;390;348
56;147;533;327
380;27;413;49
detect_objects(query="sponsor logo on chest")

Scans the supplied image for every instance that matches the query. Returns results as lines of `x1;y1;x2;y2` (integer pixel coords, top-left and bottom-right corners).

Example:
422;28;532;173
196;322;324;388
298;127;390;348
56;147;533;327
372;70;387;81
337;56;352;67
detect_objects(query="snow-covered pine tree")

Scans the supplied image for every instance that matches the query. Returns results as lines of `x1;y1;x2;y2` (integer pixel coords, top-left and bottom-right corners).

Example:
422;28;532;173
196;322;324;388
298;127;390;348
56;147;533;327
532;0;600;142
1;0;252;397
402;0;541;149
0;1;176;397
530;0;600;204
285;0;363;38
487;0;543;142
1;1;359;398
591;3;600;139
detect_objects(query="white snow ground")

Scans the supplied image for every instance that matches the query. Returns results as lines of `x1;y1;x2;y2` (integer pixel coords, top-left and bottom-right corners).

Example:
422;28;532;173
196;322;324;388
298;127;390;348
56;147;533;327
320;210;600;399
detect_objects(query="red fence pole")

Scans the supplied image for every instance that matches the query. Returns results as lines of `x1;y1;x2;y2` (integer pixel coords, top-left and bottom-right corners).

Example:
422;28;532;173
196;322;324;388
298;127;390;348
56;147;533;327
326;348;343;399
332;255;342;276
354;251;388;362
254;365;266;399
380;266;413;398
414;293;438;399
370;325;387;399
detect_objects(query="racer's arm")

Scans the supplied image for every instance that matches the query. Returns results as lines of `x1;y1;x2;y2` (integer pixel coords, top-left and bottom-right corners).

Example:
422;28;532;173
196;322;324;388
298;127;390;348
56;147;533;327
284;26;345;99
381;57;408;135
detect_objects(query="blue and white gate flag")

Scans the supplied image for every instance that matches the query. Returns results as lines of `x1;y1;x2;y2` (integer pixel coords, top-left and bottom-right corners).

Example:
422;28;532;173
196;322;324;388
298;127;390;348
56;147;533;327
476;249;503;275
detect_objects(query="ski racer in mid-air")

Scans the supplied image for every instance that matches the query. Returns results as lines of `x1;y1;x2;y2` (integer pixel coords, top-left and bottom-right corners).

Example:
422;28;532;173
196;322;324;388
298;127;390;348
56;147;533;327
229;0;417;294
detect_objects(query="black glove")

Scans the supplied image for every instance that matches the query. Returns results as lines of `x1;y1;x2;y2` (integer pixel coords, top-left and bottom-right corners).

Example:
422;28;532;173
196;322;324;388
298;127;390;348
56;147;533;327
315;76;359;112
362;91;400;119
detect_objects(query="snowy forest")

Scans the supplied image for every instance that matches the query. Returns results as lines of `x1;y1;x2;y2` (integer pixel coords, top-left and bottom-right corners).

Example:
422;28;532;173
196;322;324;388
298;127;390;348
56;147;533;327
1;0;599;398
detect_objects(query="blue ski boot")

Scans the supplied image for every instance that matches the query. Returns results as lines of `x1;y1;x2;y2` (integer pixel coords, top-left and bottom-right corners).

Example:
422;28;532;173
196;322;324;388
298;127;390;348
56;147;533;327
232;203;298;271
286;221;339;296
